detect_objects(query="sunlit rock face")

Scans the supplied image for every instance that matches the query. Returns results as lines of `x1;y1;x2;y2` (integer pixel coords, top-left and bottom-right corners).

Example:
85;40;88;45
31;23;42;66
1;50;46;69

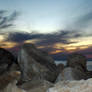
47;78;92;92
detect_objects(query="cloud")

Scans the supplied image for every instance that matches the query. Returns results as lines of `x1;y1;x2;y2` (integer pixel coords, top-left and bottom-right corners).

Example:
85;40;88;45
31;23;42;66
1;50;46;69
66;12;92;31
0;10;19;29
1;30;92;60
1;10;92;60
75;12;92;29
7;32;34;42
5;30;86;57
6;30;82;45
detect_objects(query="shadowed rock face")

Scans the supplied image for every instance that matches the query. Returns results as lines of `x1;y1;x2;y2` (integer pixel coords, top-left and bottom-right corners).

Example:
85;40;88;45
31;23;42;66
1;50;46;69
17;43;58;84
56;53;91;82
0;48;16;74
57;63;64;73
66;53;87;72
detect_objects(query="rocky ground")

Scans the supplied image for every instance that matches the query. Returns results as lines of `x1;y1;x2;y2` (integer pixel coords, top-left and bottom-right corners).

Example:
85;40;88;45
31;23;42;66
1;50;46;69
47;78;92;92
0;43;92;92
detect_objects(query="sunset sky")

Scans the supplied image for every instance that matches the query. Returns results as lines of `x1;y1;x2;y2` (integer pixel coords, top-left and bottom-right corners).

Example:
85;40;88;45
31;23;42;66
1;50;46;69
0;0;92;60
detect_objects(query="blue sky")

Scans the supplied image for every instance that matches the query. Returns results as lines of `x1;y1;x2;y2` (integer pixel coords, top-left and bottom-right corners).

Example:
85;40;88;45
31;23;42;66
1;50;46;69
0;0;92;33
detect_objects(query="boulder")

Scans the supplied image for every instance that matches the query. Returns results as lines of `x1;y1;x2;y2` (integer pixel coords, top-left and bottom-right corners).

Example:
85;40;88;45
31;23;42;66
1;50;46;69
19;80;53;92
0;48;16;74
0;71;20;91
85;71;92;79
17;43;58;84
56;67;87;82
57;63;64;73
66;53;87;72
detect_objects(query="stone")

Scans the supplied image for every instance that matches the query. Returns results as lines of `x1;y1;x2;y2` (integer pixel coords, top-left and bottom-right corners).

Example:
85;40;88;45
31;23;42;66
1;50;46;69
19;80;53;92
66;53;87;72
57;63;64;73
9;63;20;72
47;78;92;92
0;71;21;91
56;67;87;82
17;43;58;84
85;71;92;79
0;48;17;74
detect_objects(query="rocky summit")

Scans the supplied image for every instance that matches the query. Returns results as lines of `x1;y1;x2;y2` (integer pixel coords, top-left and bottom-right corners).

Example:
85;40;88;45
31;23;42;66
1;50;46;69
0;44;92;92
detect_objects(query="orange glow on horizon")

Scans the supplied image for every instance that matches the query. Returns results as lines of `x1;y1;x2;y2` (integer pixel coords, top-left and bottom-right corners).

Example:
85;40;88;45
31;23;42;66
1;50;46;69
37;46;45;49
52;36;92;53
0;41;18;49
0;34;91;55
50;50;63;54
24;39;40;44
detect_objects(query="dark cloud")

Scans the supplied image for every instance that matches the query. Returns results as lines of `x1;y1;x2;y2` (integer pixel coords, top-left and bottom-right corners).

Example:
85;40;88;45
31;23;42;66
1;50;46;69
7;30;82;46
7;32;34;42
66;11;92;31
75;12;92;29
0;10;6;15
0;10;19;29
7;30;92;60
78;12;92;24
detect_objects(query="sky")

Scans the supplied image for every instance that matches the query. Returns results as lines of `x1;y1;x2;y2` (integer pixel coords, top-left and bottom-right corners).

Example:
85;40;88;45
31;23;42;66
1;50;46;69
0;0;92;60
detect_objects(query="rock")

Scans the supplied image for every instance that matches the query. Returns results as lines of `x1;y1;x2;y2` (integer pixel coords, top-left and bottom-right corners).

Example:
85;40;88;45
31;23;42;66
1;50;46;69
17;43;58;84
55;63;65;83
9;63;20;72
85;71;92;79
0;71;26;92
0;48;16;74
47;78;92;92
3;82;25;92
56;67;87;82
19;80;53;92
66;53;87;72
57;63;64;73
0;71;21;90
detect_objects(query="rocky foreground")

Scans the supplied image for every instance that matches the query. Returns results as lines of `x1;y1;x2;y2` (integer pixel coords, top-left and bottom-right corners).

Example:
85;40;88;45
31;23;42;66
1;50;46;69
0;43;92;92
47;78;92;92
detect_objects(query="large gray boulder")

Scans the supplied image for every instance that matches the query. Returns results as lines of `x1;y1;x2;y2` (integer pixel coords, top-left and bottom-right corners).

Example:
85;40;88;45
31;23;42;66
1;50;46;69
66;53;87;72
56;67;87;82
56;53;92;82
17;43;58;84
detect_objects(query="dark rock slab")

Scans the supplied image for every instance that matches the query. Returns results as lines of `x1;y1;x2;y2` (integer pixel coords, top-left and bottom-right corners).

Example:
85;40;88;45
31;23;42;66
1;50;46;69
0;48;16;74
17;43;58;84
